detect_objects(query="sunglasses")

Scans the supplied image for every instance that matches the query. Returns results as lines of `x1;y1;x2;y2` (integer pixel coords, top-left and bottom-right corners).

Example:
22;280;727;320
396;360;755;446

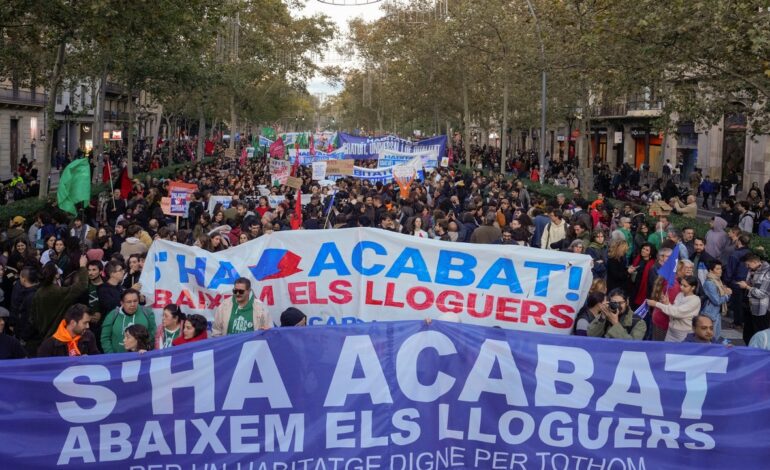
232;289;247;295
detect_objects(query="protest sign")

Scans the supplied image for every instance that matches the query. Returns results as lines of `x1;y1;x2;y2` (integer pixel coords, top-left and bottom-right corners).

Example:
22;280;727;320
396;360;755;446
377;150;436;170
267;195;286;207
286;176;302;190
224;148;236;158
141;228;592;334
167;181;197;217
207;195;233;215
326;159;354;176
312;161;327;180
269;158;291;186
0;320;766;469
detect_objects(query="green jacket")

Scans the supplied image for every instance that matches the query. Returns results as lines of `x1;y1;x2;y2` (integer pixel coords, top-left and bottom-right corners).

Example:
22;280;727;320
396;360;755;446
27;267;88;355
101;306;157;353
587;309;646;340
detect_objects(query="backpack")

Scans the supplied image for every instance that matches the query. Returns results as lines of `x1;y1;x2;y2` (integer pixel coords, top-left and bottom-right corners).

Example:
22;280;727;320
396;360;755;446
740;212;759;234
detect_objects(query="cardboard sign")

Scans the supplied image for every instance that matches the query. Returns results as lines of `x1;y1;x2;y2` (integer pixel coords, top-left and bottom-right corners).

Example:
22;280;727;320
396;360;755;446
649;200;672;217
224;148;236;158
286;176;303;190
326;159;354;176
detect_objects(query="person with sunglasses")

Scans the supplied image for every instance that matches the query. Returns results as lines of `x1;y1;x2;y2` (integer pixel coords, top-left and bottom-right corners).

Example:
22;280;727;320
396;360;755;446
212;277;271;336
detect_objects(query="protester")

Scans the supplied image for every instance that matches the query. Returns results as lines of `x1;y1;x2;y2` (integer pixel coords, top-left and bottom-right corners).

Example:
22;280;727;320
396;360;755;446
212;278;271;336
647;275;701;342
587;288;646;339
630;243;656;309
281;307;308;327
123;324;152;353
606;239;634;293
684;315;728;345
26;257;88;356
37;304;99;357
156;304;185;349
540;209;568;250
172;314;209;346
101;289;156;353
701;260;731;339
0;309;25;359
573;291;607;336
736;254;770;345
586;231;608;280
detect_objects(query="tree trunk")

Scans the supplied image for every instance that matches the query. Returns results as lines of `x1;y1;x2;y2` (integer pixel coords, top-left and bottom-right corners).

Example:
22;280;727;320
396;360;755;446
126;87;136;178
463;78;471;168
197;105;206;160
92;68;107;182
229;95;236;149
501;81;509;174
39;39;67;200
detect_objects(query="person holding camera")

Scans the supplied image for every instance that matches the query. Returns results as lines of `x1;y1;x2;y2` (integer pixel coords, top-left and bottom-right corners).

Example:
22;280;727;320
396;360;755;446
587;288;646;340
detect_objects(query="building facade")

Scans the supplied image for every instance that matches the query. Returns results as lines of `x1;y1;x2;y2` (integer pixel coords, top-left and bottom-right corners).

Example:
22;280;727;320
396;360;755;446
0;82;46;179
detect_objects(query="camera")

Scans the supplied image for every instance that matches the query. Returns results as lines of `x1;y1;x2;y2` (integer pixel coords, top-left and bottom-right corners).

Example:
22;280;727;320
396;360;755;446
608;301;620;312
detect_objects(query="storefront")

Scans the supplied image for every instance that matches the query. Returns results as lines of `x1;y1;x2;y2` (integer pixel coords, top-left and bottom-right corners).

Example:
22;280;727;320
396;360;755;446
631;128;663;172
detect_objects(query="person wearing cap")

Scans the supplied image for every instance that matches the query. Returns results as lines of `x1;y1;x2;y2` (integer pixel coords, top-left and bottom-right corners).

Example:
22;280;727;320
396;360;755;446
0;307;26;359
281;307;307;327
6;216;27;243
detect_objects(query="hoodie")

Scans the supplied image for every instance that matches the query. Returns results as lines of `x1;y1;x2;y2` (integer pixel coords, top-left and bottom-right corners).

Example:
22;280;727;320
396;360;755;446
705;217;729;260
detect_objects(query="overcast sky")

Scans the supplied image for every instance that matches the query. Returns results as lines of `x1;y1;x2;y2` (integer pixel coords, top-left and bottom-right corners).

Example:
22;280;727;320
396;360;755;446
298;0;385;96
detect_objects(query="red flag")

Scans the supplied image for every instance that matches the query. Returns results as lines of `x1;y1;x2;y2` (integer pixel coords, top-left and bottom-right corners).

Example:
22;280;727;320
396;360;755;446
448;145;453;164
240;147;247;166
327;143;333;153
269;137;285;159
309;134;315;157
102;159;112;183
119;167;131;199
290;190;303;230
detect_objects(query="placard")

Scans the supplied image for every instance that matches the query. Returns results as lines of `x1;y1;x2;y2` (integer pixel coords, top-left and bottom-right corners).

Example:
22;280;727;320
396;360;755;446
286;176;303;190
326;159;354;175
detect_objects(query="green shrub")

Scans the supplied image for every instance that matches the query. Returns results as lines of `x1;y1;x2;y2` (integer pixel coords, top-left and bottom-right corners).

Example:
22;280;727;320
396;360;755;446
1;157;217;226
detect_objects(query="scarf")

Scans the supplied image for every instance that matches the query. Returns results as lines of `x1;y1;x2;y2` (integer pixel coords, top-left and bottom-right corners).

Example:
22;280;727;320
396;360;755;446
52;320;82;356
632;256;655;307
706;272;729;315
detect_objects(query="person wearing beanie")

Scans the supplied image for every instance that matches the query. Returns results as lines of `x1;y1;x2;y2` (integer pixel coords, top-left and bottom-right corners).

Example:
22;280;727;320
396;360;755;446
280;307;307;327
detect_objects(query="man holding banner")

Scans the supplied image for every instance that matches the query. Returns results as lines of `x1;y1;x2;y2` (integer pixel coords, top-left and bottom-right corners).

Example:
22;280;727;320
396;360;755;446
212;277;271;336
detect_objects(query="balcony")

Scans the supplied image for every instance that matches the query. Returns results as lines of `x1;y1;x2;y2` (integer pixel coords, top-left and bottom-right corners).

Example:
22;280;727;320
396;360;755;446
0;86;47;108
594;99;663;119
104;110;130;121
105;82;139;98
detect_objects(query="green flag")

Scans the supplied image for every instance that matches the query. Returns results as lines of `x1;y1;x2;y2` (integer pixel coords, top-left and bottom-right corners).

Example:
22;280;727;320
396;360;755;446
57;158;91;215
261;127;276;140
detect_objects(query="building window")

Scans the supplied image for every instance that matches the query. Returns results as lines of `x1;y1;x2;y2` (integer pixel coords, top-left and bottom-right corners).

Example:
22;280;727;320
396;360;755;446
80;85;86;108
69;87;75;106
57;91;62;105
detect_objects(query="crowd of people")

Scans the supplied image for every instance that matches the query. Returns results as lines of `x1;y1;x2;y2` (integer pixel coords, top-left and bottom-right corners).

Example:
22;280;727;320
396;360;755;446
0;141;769;360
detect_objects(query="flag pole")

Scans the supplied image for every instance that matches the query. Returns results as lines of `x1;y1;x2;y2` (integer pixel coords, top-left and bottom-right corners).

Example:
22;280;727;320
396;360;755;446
107;158;116;210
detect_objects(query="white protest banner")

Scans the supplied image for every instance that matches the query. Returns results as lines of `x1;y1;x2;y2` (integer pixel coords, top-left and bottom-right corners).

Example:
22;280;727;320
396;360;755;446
141;228;592;334
312;161;327;180
269;158;291;186
377;149;436;169
267;195;286;207
207;195;233;215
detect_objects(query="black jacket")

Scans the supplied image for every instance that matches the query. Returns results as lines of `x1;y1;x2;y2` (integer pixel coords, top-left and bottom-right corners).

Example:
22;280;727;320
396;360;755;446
10;282;37;339
97;282;124;317
37;329;100;357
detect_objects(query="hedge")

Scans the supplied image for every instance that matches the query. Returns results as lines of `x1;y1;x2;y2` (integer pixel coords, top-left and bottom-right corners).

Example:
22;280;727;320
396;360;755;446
0;157;216;225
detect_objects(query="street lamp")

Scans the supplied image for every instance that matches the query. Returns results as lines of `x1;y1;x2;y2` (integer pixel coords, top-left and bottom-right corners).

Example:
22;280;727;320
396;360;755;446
63;104;72;158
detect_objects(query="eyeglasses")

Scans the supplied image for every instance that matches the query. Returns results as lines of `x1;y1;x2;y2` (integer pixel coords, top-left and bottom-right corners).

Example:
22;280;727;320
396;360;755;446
232;289;247;295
